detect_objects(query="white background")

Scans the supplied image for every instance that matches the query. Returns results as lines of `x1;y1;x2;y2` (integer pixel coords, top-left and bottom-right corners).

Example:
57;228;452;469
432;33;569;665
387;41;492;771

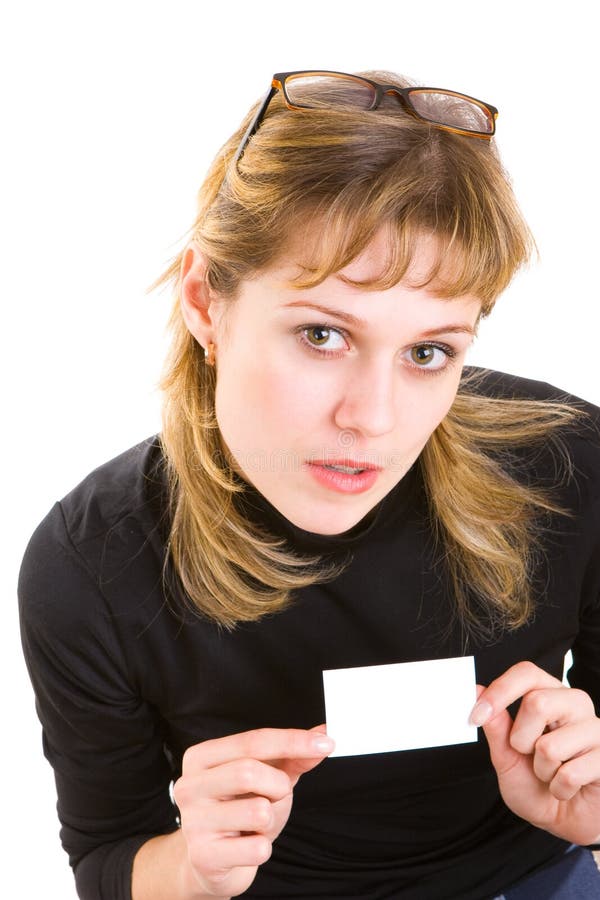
2;1;598;896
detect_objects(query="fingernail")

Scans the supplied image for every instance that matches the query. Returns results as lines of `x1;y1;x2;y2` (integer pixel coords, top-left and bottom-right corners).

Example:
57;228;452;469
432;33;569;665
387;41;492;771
311;735;335;753
469;699;493;726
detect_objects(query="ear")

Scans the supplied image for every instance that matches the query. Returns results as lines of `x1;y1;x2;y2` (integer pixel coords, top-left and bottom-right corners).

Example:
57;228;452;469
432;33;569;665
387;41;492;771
179;241;220;347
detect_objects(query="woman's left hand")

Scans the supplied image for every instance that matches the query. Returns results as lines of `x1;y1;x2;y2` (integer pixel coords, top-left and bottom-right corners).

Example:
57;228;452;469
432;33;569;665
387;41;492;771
471;660;600;845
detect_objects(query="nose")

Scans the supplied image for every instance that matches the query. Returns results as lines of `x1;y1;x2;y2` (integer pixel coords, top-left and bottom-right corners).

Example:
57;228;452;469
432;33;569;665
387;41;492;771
333;359;397;439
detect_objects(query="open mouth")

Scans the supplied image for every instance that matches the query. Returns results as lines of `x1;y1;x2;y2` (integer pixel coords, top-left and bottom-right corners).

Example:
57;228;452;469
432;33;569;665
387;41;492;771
305;460;382;494
321;464;367;475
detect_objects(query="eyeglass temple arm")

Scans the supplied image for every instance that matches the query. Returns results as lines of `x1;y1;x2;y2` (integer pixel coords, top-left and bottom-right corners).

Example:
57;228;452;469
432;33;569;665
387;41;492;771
233;86;278;166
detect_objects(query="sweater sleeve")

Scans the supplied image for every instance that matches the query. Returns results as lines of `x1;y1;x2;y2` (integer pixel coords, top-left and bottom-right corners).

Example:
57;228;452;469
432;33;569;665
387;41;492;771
18;502;179;900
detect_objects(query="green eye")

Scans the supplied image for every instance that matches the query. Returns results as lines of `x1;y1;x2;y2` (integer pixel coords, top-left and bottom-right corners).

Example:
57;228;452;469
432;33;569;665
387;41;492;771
300;326;347;356
411;345;436;365
307;326;332;346
406;343;456;373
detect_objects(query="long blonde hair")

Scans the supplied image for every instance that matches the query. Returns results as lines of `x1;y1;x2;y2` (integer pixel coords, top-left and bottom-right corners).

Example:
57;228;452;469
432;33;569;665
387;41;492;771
158;71;582;635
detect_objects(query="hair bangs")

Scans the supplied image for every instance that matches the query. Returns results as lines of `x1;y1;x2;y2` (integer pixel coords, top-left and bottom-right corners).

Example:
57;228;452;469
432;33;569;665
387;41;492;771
282;200;525;313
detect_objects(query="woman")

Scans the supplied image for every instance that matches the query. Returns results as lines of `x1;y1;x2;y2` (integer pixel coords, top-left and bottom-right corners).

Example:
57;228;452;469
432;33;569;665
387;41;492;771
19;70;600;899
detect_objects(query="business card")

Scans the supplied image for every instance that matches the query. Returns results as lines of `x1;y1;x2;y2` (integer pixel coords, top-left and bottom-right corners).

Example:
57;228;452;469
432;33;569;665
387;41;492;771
323;655;478;756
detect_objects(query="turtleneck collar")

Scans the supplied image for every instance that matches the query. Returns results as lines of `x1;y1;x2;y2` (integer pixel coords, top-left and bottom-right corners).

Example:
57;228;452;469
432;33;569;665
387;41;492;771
233;462;421;556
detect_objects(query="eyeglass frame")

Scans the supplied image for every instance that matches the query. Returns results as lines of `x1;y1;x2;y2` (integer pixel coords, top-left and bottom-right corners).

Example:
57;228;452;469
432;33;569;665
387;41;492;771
233;69;499;166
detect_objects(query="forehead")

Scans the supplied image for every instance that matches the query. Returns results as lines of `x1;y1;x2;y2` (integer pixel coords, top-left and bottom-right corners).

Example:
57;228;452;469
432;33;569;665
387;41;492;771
262;228;478;303
230;237;481;340
334;230;447;286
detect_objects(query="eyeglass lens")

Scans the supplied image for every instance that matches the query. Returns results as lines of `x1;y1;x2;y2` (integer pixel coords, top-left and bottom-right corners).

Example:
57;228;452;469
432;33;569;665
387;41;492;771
283;75;493;134
408;89;494;134
284;74;376;110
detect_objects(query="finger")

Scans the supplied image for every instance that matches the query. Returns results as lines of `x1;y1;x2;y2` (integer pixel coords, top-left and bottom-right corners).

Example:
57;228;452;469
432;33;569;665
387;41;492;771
188;833;272;884
470;662;563;727
277;755;330;787
183;728;335;774
549;748;600;802
179;758;293;803
268;725;334;786
184;795;275;836
532;719;600;786
510;687;595;754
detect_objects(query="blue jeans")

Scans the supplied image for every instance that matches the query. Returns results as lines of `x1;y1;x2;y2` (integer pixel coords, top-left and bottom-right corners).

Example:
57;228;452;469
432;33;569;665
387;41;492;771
493;845;600;899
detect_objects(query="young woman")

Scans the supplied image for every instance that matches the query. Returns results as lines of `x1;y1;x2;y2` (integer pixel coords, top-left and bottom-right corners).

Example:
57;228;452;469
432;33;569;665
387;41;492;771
19;70;600;900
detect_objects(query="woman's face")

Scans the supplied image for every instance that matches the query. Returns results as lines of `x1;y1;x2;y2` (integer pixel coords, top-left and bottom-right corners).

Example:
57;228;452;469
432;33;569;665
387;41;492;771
203;233;481;535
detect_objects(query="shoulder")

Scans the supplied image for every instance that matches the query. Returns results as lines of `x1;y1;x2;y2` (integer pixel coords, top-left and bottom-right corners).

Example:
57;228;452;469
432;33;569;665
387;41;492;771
57;435;167;547
461;365;600;413
18;436;169;631
461;366;600;443
460;366;600;505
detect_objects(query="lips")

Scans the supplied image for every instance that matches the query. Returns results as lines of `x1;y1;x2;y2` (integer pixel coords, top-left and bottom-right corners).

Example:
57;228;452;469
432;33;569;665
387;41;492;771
305;459;383;494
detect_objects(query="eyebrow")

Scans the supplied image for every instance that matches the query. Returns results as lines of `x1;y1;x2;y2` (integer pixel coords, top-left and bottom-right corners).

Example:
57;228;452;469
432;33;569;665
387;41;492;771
280;301;477;337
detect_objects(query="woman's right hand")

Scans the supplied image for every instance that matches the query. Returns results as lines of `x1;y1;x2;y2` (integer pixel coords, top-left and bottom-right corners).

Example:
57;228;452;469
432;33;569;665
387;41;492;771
172;726;335;898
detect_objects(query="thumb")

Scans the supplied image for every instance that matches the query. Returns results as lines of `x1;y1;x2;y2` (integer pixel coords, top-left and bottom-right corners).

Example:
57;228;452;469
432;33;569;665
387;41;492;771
481;708;522;776
473;685;521;777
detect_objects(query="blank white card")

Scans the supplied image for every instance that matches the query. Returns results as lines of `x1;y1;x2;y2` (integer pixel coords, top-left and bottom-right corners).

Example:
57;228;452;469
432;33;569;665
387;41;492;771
323;655;478;757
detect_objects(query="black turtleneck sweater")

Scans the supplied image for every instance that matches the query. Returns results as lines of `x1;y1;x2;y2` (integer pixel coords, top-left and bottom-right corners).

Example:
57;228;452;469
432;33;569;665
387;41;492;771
18;369;600;900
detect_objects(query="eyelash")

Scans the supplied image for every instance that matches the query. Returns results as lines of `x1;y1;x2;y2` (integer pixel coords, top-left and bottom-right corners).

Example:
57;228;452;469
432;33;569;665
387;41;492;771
294;324;458;375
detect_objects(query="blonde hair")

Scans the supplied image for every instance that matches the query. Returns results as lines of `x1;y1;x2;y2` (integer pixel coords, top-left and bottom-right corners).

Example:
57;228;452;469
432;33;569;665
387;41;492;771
158;70;583;635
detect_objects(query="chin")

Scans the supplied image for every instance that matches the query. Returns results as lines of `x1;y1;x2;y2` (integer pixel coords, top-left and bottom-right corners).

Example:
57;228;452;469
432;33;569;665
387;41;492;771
291;507;371;536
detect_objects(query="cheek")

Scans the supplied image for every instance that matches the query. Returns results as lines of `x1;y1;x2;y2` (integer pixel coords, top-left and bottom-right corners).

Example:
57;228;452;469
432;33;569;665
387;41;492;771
215;357;324;448
407;377;462;437
260;368;328;438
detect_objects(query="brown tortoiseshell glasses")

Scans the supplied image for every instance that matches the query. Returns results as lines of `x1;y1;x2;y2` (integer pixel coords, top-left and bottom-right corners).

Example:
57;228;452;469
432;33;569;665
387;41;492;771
234;70;498;166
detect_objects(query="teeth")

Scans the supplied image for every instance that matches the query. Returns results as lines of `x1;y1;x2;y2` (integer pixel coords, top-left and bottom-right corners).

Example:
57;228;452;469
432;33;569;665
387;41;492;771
324;465;364;474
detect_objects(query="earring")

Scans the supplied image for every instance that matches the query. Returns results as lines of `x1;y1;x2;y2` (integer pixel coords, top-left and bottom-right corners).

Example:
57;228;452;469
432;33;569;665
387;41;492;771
204;341;216;367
